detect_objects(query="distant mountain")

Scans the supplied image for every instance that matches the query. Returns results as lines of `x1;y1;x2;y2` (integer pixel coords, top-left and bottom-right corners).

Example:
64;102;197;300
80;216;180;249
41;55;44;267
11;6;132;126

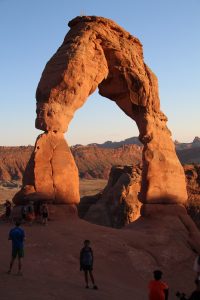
87;136;200;150
87;136;142;148
175;136;200;150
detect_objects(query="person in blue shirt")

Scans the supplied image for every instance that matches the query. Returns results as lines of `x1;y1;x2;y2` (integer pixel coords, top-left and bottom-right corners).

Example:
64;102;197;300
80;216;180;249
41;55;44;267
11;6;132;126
8;221;25;275
80;240;98;289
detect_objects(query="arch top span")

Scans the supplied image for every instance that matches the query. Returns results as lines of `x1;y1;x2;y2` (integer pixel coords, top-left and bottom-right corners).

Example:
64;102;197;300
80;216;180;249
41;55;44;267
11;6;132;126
13;16;187;206
35;15;160;135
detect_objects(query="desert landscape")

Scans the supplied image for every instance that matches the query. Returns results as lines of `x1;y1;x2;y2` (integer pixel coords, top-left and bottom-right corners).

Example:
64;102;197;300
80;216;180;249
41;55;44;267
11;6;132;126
1;2;200;300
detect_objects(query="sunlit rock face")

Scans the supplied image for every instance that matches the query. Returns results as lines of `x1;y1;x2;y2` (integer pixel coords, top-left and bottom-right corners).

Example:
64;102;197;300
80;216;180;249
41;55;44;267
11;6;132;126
14;16;187;205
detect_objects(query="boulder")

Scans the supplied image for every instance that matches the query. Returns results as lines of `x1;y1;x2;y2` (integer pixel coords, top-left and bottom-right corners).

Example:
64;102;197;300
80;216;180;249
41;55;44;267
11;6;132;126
80;165;142;228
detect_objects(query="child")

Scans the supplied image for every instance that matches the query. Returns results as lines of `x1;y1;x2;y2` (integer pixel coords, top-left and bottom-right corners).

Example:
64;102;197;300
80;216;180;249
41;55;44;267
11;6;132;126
5;200;12;220
8;221;25;275
149;270;169;300
80;240;98;289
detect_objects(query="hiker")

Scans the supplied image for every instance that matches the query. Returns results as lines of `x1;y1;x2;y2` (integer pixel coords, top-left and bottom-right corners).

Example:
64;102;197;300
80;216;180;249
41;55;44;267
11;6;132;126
193;255;200;280
148;270;169;300
41;203;49;225
4;200;12;220
8;221;25;275
80;240;98;290
26;202;35;225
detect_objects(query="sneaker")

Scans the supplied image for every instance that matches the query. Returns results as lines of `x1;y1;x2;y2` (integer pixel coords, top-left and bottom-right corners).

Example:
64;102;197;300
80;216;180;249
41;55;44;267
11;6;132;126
85;285;89;289
93;285;98;290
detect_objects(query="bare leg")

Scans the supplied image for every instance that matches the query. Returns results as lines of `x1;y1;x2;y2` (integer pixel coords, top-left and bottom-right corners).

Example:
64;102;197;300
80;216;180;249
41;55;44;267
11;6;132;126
18;257;22;275
89;270;95;285
89;270;98;289
84;270;89;287
8;257;15;273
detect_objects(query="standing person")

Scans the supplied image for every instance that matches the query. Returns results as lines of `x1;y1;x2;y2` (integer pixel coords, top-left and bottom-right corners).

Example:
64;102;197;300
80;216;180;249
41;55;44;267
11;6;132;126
41;203;49;225
149;270;169;300
8;221;25;275
27;202;35;225
193;255;200;280
4;200;12;221
80;240;98;289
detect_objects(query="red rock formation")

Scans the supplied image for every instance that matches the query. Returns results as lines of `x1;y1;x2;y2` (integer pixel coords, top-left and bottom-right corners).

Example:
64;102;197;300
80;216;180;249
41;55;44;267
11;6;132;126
13;132;79;204
184;164;200;228
14;16;187;205
81;165;142;228
79;164;200;230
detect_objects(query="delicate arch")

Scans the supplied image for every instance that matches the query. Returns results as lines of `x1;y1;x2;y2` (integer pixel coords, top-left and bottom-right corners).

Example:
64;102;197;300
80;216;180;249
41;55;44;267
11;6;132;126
13;16;187;205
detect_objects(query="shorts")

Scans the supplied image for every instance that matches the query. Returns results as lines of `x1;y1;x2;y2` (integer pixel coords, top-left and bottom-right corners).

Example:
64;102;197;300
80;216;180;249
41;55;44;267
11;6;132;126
82;265;93;271
42;213;48;218
12;248;24;258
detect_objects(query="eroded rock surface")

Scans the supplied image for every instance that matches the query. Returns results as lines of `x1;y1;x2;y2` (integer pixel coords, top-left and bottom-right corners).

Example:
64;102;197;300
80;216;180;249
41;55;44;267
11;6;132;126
184;164;200;228
79;164;200;229
13;132;79;205
14;15;187;205
79;165;142;228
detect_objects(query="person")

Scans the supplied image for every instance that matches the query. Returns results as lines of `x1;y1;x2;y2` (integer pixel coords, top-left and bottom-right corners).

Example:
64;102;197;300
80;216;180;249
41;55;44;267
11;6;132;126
26;202;35;225
8;221;25;275
80;240;98;289
148;270;169;300
193;255;200;280
4;200;12;220
41;203;49;225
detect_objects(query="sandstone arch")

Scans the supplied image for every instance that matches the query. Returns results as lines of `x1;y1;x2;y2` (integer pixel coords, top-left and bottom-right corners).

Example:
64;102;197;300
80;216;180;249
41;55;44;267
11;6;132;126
13;16;187;206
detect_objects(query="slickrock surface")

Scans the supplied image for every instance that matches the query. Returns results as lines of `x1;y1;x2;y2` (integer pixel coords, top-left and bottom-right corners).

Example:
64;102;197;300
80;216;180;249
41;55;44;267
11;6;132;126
15;15;187;205
0;206;199;300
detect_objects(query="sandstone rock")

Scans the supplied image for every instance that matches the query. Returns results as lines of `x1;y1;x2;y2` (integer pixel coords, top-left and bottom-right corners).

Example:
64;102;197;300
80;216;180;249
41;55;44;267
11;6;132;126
15;15;187;206
184;164;200;228
80;165;142;228
79;164;200;230
13;132;79;205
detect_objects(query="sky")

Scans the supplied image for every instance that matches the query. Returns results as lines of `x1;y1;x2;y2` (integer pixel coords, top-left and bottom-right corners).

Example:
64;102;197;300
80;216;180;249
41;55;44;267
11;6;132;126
0;0;199;146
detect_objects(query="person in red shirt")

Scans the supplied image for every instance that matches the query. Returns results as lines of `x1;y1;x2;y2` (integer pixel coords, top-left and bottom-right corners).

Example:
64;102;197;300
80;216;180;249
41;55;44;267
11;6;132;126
149;270;169;300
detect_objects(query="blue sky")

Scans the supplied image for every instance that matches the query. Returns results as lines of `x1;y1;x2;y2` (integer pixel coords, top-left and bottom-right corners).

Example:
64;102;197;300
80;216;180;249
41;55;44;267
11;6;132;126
0;0;199;146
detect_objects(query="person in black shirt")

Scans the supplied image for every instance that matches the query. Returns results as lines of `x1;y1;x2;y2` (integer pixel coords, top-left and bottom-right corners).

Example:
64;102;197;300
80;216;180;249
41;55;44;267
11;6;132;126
4;200;11;220
80;240;98;289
